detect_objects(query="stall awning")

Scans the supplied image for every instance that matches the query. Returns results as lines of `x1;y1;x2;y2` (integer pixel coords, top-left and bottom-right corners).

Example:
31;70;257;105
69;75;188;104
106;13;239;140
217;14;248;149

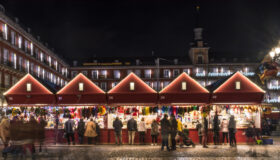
159;72;210;104
4;74;56;106
107;73;157;105
56;73;106;105
207;72;265;104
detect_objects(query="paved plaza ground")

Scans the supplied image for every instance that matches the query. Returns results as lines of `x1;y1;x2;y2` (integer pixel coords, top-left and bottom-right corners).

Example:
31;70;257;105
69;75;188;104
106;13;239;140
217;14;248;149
1;137;280;160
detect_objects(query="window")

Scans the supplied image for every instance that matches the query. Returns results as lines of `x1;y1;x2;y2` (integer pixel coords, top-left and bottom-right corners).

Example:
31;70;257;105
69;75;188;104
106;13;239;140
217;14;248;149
173;69;180;77
197;55;203;64
182;82;187;90
24;40;28;52
100;70;107;79
42;69;45;79
55;61;58;70
164;81;170;88
163;69;170;78
3;48;8;64
30;63;34;74
127;70;133;75
135;70;141;77
235;81;241;90
37;66;40;77
100;82;107;91
130;82;135;91
19;57;22;71
79;83;84;91
48;56;52;66
92;70;98;79
111;82;118;88
26;60;29;73
18;36;22;49
144;69;152;78
30;43;33;55
114;70;120;79
71;71;78;78
40;52;44;62
11;31;15;45
183;69;191;75
4;74;10;88
13;53;17;69
3;24;8;40
82;71;88;76
26;83;32;92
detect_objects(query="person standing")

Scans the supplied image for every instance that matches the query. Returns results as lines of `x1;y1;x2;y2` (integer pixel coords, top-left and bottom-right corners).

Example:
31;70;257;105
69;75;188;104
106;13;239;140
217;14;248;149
95;121;100;144
151;119;159;146
38;116;47;152
177;118;183;146
84;118;97;144
138;117;146;145
221;118;229;145
213;113;220;145
127;117;137;145
228;115;236;147
77;118;85;144
113;117;123;145
0;116;10;148
161;114;171;151
196;120;203;145
170;115;178;150
202;117;208;148
64;116;75;145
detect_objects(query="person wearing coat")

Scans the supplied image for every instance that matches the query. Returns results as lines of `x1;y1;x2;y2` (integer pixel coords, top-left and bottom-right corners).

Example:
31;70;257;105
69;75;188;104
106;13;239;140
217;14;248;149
64;116;75;145
127;117;137;145
201;117;208;148
77;118;85;144
213;113;220;145
84;118;97;144
0;116;10;148
138;117;146;145
221;118;229;145
170;114;178;150
151;119;159;145
160;114;171;151
38;116;47;152
228;115;237;147
113;117;123;145
196;121;203;145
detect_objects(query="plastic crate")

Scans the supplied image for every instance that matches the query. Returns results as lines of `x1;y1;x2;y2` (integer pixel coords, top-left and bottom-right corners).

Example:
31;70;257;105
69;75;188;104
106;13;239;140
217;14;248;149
262;138;273;145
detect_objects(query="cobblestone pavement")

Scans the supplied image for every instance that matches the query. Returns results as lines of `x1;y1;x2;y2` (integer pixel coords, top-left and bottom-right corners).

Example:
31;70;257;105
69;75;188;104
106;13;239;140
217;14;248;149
2;137;280;160
3;144;280;160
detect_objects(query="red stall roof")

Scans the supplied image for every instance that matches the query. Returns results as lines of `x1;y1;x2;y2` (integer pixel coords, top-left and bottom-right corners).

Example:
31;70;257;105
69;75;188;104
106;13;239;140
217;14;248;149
159;72;210;104
209;72;265;104
107;72;157;105
56;73;106;105
4;74;56;106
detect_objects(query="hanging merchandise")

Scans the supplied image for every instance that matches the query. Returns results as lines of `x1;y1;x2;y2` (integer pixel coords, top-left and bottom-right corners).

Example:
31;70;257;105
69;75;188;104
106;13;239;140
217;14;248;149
101;106;106;116
145;107;150;115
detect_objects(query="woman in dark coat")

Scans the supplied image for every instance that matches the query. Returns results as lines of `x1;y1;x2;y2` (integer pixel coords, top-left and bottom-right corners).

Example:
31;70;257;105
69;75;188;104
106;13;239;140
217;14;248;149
38;116;47;152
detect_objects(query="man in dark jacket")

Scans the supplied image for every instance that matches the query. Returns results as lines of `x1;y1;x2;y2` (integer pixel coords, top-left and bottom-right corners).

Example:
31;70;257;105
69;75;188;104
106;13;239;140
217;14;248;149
77;119;85;144
113;117;123;145
213;113;220;145
65;116;75;145
160;114;171;151
127;117;137;145
170;114;178;150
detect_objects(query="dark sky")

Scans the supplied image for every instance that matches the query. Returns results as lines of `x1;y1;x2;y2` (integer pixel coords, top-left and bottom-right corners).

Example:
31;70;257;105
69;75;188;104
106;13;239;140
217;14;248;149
1;0;280;63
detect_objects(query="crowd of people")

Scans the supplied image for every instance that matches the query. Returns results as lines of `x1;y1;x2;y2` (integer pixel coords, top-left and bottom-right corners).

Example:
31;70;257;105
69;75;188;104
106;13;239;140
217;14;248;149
0;115;47;158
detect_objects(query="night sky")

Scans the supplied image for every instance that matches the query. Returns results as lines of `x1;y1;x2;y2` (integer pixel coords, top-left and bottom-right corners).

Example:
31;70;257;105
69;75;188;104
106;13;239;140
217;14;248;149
1;0;280;63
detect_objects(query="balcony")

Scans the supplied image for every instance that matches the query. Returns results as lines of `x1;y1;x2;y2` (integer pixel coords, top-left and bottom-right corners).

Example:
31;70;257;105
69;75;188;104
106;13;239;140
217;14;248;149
208;72;232;77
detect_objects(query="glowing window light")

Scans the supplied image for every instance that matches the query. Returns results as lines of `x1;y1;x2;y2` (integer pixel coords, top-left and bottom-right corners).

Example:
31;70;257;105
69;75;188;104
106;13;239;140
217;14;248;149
26;60;30;73
18;36;22;48
26;83;32;92
30;43;33;55
40;52;44;61
182;81;187;90
48;56;52;66
4;24;8;40
130;82;135;91
79;82;84;91
37;66;40;77
235;81;241;90
13;53;17;69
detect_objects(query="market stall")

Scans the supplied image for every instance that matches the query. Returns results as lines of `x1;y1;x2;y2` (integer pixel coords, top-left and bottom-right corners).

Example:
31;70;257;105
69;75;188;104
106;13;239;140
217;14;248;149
107;72;158;144
55;73;108;143
159;72;211;143
207;71;266;143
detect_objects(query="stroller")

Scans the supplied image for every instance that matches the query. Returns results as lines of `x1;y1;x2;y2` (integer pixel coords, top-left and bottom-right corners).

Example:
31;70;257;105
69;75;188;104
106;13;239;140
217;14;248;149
180;126;195;148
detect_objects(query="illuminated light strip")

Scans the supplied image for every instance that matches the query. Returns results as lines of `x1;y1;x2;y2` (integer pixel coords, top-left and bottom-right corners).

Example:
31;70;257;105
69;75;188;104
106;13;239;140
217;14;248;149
159;72;209;93
4;74;53;95
57;73;105;94
108;72;157;93
214;71;265;93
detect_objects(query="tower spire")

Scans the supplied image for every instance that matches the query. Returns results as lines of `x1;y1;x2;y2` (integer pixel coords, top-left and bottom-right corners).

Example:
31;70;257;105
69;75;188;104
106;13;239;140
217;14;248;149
194;0;203;41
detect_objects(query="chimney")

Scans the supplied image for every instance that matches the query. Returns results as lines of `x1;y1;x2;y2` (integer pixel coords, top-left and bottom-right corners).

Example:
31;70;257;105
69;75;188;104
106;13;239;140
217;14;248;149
15;17;19;23
73;61;78;67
